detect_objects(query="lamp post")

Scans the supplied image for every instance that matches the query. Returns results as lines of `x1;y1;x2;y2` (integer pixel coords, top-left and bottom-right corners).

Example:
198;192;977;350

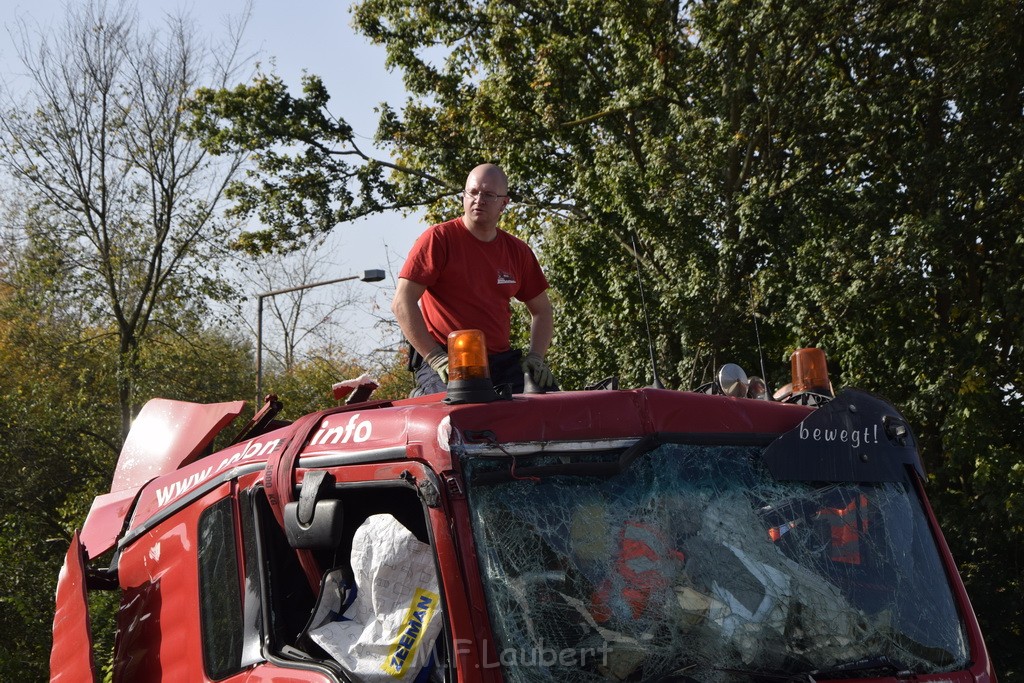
256;268;386;406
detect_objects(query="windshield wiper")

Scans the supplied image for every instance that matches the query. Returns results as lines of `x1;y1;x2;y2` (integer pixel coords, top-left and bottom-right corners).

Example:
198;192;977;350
713;666;815;682
804;655;913;680
639;673;703;683
639;668;704;683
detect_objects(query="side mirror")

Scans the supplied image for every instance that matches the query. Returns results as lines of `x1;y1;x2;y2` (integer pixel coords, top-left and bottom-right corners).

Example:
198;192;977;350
284;499;344;549
283;470;344;549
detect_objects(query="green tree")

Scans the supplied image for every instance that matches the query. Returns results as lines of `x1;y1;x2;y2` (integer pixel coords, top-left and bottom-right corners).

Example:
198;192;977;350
189;72;455;256
190;0;1023;674
0;0;250;439
0;252;115;682
0;0;256;667
256;344;411;419
0;230;256;678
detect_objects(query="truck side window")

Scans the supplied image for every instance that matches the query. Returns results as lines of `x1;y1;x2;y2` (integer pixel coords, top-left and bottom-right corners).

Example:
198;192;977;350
198;497;244;680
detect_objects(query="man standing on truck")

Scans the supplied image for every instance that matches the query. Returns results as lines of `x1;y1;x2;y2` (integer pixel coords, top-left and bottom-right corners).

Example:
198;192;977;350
392;163;556;396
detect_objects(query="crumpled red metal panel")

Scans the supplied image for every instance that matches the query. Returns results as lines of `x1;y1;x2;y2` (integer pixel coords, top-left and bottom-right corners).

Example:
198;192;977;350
111;398;245;493
50;531;97;683
79;487;139;559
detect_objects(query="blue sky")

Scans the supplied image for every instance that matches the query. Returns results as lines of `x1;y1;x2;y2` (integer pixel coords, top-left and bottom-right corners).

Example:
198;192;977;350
1;0;430;363
1;0;403;155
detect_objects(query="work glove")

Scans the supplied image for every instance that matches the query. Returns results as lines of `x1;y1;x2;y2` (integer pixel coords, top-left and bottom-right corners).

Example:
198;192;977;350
521;351;555;388
424;348;449;383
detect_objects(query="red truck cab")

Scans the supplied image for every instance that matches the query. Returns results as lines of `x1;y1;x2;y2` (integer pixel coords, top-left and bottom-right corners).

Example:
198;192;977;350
52;343;996;683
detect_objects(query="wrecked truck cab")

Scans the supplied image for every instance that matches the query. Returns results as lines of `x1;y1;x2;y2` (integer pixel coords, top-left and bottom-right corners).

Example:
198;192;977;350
52;346;996;683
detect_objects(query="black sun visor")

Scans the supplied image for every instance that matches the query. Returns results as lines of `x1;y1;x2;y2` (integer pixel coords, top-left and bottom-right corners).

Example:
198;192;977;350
762;388;925;483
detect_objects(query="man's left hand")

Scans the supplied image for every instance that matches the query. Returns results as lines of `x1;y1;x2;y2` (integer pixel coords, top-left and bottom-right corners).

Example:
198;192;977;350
521;351;555;388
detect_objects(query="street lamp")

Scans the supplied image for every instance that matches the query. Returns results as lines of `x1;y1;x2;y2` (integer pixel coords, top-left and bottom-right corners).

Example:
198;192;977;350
256;268;387;406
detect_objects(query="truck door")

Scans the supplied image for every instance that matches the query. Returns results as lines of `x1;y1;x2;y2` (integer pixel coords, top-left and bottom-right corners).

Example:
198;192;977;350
249;458;472;682
50;531;98;683
113;479;337;682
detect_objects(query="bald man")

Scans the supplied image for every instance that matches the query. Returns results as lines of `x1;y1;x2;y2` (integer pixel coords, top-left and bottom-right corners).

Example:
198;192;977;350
392;163;556;396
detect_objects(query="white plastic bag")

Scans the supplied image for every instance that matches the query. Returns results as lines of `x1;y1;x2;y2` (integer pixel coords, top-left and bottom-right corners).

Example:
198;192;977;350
308;514;442;682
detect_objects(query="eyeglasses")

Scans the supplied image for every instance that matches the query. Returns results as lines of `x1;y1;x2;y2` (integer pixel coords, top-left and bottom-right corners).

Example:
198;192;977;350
463;189;508;203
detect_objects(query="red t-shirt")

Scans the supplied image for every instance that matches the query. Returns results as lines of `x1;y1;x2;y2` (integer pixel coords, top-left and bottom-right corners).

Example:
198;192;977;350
399;217;549;353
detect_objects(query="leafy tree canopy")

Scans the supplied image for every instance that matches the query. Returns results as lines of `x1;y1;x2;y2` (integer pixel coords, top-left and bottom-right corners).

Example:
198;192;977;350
0;250;256;678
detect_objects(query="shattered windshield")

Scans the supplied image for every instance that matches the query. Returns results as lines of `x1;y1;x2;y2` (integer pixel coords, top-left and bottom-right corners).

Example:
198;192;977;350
463;443;967;682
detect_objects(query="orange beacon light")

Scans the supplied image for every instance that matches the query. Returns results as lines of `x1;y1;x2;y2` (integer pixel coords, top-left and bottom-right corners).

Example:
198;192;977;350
445;330;498;403
447;329;490;382
790;347;833;396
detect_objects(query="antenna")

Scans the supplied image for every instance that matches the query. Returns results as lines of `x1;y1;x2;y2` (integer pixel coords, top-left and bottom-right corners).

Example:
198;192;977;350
631;233;664;389
749;281;768;386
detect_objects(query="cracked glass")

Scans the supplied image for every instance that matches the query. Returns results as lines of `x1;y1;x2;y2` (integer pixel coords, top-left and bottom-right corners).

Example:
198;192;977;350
464;442;967;682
